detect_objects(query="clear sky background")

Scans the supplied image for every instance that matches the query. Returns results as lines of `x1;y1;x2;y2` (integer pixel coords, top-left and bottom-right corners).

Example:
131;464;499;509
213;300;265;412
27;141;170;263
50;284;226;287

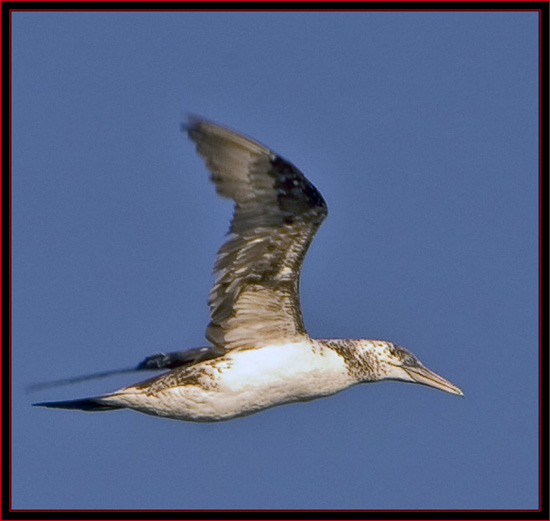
11;11;539;510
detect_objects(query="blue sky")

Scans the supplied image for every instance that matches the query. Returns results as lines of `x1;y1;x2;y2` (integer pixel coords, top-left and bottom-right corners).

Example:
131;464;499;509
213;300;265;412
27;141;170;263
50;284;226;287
11;11;539;510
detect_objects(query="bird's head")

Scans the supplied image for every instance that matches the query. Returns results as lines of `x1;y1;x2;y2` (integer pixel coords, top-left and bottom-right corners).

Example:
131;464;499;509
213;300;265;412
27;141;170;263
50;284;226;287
356;340;464;396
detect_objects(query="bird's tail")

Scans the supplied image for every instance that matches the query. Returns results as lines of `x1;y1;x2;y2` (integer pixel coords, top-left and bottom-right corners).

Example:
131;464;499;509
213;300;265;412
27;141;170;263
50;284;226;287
33;396;123;412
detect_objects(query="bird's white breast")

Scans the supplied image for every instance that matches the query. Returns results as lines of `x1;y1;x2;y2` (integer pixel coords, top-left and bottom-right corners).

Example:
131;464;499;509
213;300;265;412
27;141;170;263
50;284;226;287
112;340;356;421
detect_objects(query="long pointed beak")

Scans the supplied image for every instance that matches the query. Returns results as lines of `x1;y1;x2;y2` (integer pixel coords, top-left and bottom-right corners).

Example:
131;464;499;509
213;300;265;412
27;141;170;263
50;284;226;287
404;364;464;396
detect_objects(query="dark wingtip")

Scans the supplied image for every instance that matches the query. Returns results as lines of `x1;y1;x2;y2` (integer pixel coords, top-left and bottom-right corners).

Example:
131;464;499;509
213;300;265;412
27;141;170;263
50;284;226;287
26;367;137;393
180;120;192;134
181;112;206;134
33;397;122;412
136;346;225;370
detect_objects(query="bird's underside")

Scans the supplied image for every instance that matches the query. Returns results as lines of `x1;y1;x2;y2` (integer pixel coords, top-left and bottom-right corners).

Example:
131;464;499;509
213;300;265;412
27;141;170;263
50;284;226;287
33;116;463;422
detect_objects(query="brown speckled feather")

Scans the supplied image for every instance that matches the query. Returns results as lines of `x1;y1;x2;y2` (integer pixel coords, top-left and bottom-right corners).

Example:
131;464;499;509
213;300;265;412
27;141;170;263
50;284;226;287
33;119;464;420
186;117;328;350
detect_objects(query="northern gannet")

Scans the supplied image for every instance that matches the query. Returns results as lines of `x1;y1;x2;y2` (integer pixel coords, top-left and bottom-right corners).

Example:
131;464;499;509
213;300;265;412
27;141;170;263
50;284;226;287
34;117;463;422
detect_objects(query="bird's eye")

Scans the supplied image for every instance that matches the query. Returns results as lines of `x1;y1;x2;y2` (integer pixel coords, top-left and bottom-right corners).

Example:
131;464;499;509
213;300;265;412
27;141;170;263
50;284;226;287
403;356;416;367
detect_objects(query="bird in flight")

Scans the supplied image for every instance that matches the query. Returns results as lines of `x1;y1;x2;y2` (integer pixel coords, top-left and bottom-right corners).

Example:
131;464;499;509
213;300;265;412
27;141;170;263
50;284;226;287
34;116;463;422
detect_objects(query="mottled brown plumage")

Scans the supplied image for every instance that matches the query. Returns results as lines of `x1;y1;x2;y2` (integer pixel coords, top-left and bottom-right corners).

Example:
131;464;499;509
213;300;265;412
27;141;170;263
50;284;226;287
187;117;327;351
33;117;463;422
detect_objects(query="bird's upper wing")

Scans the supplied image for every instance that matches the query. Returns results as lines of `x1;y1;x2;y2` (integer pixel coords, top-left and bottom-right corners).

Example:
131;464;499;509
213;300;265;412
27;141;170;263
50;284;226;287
186;117;328;351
